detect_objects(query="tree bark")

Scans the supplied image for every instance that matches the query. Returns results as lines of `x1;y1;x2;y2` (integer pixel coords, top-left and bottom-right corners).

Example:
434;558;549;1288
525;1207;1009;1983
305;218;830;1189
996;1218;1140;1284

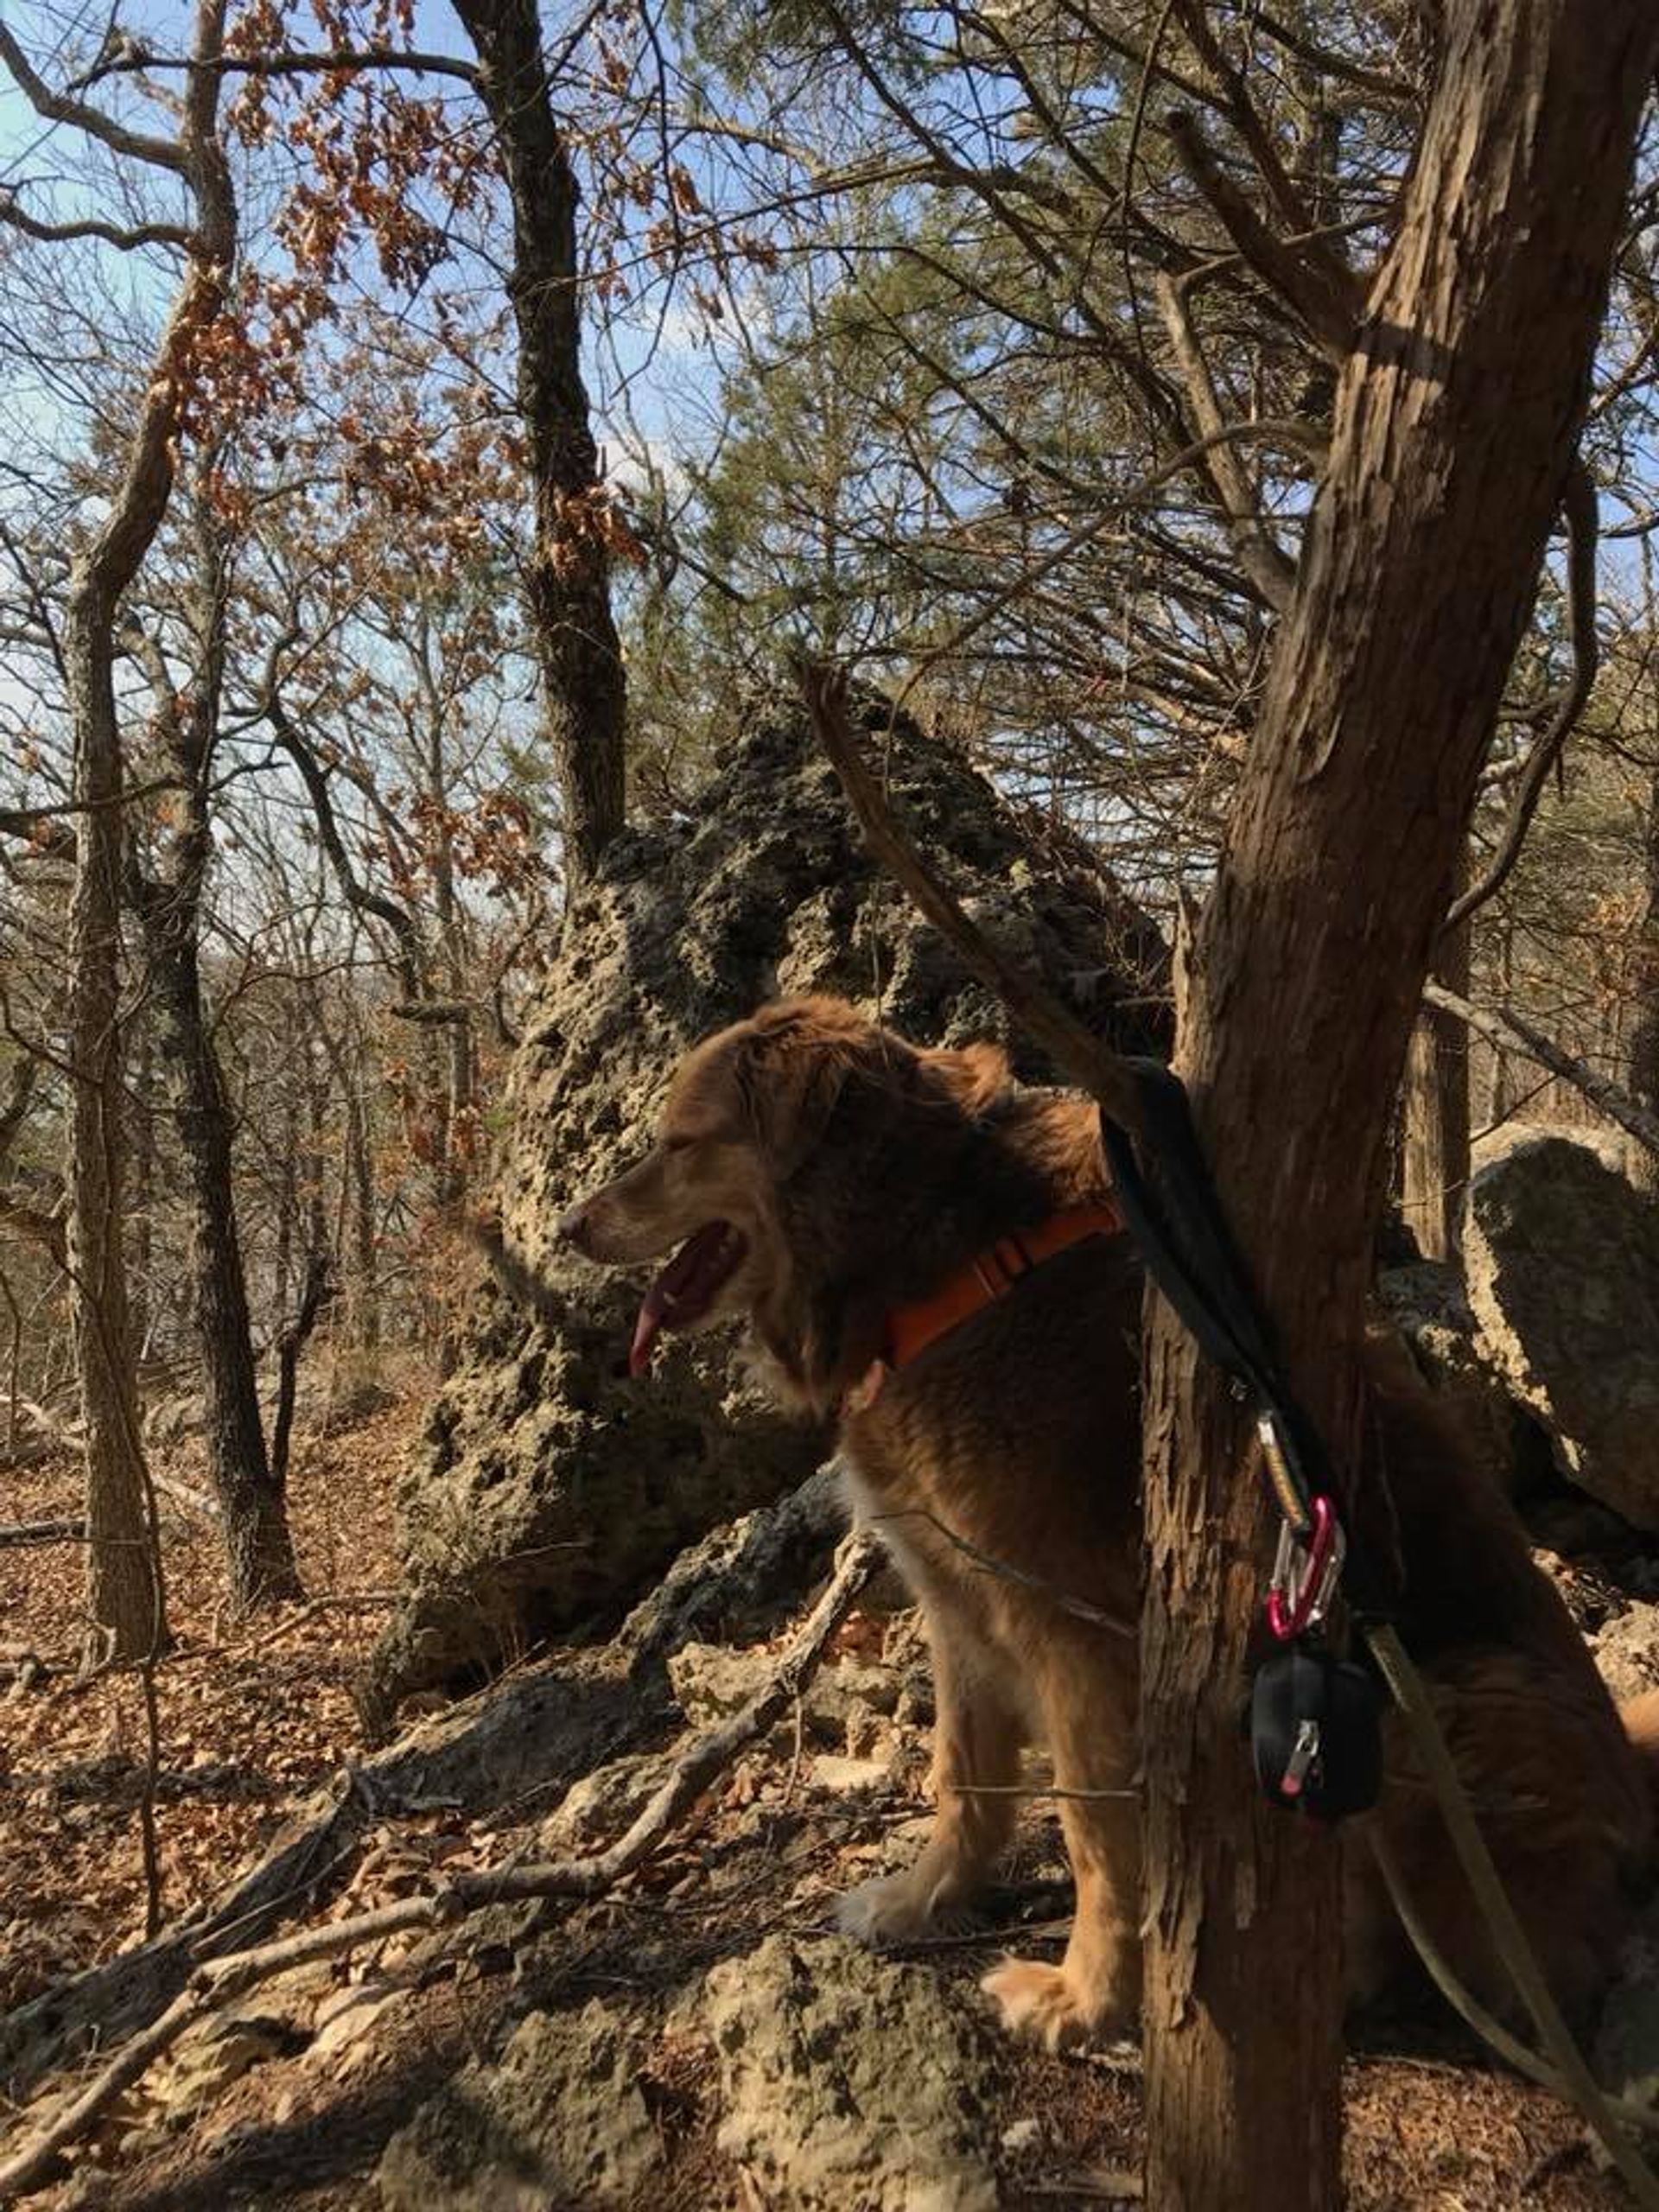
50;0;238;1662
1139;11;1656;2209
132;505;302;1611
129;1024;155;1359
1630;759;1659;1192
450;0;628;883
64;533;159;1669
344;1052;379;1351
1400;920;1471;1258
148;930;302;1605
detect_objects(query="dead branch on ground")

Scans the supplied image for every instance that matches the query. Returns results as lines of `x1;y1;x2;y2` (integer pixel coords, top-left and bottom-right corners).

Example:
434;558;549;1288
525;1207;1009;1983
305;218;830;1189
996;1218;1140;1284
0;1529;882;2202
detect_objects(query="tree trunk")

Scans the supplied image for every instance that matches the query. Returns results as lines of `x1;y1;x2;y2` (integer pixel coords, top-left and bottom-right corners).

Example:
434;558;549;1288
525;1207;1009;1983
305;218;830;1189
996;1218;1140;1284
274;1046;298;1325
1140;12;1656;2209
1629;759;1659;1193
130;1024;155;1360
58;1;236;1662
127;508;299;1608
345;1061;379;1352
65;589;157;1666
1484;909;1521;1131
148;927;302;1606
1400;920;1471;1258
451;0;628;882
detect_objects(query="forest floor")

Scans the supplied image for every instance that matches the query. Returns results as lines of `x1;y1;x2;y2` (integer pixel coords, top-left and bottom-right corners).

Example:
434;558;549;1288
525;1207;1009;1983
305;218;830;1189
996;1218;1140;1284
0;1380;421;2023
0;1385;1653;2211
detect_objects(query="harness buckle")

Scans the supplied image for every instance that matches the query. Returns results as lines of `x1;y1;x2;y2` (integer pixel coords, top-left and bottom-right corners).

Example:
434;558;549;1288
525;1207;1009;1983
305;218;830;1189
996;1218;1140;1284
1266;1492;1344;1642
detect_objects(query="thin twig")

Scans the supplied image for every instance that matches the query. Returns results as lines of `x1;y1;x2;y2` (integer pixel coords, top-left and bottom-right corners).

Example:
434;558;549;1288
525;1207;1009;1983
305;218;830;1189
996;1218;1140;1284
868;1507;1134;1638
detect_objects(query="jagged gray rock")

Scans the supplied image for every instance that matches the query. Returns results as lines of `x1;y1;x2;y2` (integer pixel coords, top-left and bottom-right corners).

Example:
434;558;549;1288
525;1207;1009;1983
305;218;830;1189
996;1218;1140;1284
1464;1137;1659;1532
360;699;1167;1727
702;1935;1001;2211
378;2000;658;2211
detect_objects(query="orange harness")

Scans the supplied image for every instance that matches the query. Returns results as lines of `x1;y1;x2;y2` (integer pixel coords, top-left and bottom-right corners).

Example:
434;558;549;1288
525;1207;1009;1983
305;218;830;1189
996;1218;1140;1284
844;1198;1125;1413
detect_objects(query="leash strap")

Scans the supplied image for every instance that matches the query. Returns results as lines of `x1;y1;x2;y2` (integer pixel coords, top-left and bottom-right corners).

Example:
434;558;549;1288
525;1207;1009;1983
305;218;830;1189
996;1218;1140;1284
1098;1064;1328;1540
1100;1062;1395;1815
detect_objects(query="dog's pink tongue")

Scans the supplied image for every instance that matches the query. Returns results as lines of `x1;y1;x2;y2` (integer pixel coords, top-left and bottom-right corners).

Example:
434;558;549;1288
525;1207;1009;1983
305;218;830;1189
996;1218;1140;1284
626;1221;739;1377
628;1289;668;1376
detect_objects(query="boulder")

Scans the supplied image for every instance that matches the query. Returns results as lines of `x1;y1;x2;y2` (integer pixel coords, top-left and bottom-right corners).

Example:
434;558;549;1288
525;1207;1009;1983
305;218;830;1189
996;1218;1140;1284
360;698;1167;1726
702;1935;1001;2211
1463;1138;1659;1532
1592;1601;1659;1705
1373;1257;1530;1493
378;2000;659;2212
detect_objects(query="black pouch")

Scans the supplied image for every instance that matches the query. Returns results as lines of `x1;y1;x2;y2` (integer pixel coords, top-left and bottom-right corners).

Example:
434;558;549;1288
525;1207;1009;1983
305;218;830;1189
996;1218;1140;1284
1250;1641;1383;1821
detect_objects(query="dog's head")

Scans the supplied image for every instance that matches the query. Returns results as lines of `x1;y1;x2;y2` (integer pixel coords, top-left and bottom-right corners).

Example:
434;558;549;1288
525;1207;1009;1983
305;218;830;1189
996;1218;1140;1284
559;996;1012;1392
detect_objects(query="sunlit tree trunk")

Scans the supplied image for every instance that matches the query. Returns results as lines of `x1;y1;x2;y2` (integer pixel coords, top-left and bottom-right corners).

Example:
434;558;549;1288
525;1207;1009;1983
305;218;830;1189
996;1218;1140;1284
451;0;628;882
54;1;238;1662
1140;10;1657;2206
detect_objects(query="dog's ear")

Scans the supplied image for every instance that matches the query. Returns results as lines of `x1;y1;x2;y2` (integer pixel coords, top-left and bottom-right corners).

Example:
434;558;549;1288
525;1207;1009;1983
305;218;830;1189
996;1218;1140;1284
734;1012;868;1178
918;1039;1013;1118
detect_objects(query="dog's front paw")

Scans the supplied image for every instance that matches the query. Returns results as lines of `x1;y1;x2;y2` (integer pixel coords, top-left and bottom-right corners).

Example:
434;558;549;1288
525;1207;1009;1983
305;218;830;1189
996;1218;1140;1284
836;1869;955;1946
981;1956;1134;2050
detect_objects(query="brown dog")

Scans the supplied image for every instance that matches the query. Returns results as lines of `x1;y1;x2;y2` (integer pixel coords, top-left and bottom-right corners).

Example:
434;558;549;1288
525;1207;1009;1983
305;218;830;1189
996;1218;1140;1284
561;995;1655;2046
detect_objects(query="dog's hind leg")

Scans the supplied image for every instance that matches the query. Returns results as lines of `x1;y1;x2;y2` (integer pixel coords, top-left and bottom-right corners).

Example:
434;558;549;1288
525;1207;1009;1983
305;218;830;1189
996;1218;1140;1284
984;1642;1141;2049
837;1606;1025;1945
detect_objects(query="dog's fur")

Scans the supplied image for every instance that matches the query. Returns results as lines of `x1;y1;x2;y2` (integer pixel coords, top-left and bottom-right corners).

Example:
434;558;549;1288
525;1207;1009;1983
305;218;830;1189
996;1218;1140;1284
563;995;1656;2046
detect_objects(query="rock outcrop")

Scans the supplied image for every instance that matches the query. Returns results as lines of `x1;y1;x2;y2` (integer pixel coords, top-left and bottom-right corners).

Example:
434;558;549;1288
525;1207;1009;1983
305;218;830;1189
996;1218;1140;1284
701;1936;1001;2212
1464;1136;1659;1532
378;2000;660;2211
360;699;1168;1728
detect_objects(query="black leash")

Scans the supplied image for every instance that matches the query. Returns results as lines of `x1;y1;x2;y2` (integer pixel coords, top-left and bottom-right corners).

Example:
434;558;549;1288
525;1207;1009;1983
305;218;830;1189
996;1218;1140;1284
1098;1060;1325;1538
1100;1065;1383;1820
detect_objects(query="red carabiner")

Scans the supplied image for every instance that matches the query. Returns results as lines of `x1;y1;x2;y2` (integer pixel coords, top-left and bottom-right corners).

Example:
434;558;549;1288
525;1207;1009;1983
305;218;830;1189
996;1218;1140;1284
1266;1493;1344;1642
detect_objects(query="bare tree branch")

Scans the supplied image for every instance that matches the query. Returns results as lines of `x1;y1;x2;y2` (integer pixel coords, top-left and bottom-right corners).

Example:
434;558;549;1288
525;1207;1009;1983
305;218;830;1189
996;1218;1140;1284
1156;270;1299;612
1446;458;1599;931
0;22;189;175
0;193;191;252
264;696;425;1002
1165;106;1360;359
1423;979;1659;1160
74;44;480;89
